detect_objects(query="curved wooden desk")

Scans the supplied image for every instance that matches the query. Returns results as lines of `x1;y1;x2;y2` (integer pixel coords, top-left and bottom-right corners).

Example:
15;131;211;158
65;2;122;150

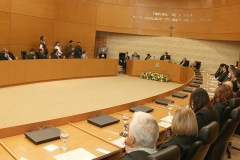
0;59;118;87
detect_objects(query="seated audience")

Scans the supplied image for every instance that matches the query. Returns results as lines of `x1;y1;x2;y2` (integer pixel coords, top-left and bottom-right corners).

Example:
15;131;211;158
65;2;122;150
120;112;159;160
159;107;198;159
52;49;60;59
3;48;15;60
25;48;35;59
219;65;235;84
231;69;240;92
179;57;189;67
68;50;75;59
215;63;225;78
211;84;235;120
236;78;240;97
54;41;62;58
160;51;170;60
145;53;151;60
189;88;219;130
81;50;88;59
131;52;140;60
190;61;196;68
217;64;228;82
37;48;47;59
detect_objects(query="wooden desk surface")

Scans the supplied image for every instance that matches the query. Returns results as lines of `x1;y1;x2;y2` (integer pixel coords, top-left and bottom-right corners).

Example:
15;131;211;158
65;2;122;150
1;125;121;160
0;143;15;160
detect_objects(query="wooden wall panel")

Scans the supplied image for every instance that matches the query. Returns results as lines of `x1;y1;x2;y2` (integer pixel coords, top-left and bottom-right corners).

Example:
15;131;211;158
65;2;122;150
54;0;97;24
98;0;136;6
133;7;172;31
132;29;169;37
54;21;96;48
96;3;134;28
0;12;10;45
96;25;133;34
135;0;174;8
212;0;240;7
208;33;240;41
11;0;55;19
0;0;11;12
174;0;212;8
172;9;212;33
209;5;240;34
10;14;54;46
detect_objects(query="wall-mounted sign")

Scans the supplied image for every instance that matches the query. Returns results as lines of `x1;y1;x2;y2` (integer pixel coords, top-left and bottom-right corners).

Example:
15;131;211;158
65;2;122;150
132;12;212;23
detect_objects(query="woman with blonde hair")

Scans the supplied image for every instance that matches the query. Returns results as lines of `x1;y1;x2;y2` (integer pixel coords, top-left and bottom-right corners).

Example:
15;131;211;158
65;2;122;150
211;84;235;120
159;107;198;159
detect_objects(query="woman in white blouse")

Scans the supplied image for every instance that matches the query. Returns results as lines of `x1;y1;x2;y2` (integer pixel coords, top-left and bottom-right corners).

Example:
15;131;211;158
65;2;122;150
81;50;88;59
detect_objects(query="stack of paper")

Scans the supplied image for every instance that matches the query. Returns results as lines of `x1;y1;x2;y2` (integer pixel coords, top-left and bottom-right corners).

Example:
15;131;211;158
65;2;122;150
158;121;171;128
53;148;97;160
160;116;173;123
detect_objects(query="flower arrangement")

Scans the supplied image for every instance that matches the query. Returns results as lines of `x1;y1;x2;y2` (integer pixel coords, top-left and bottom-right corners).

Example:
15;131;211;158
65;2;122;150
140;72;170;82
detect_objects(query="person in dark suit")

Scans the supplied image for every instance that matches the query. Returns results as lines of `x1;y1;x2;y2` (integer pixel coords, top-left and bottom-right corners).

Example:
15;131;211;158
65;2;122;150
217;64;229;83
179;57;189;67
39;35;48;56
37;48;47;59
25;48;35;59
120;112;159;160
231;69;240;92
145;53;151;60
2;48;15;60
160;51;170;60
159;107;198;159
189;88;219;131
119;51;130;73
131;52;140;60
51;49;60;59
75;42;82;58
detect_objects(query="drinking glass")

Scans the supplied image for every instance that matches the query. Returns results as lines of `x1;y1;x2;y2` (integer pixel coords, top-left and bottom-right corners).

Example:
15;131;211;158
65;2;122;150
15;56;18;60
60;130;70;151
122;114;129;131
167;103;174;116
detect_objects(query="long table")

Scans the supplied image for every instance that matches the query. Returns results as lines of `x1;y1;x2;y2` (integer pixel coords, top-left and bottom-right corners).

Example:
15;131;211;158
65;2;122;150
0;59;118;87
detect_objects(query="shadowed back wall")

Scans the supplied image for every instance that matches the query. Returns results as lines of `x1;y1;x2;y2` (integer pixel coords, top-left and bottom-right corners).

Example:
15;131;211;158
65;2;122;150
97;32;240;74
0;0;239;59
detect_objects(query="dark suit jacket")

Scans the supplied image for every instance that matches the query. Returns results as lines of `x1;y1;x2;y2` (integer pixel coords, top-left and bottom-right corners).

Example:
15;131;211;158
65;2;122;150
74;46;82;58
180;61;189;67
51;53;60;59
232;79;238;92
37;52;47;59
160;55;170;60
213;102;228;122
217;71;228;82
119;150;150;160
8;52;15;60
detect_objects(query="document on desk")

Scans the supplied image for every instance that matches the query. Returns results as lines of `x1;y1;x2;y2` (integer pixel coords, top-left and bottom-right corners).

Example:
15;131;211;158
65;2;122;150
111;137;125;148
53;148;97;160
158;121;171;128
160;116;173;123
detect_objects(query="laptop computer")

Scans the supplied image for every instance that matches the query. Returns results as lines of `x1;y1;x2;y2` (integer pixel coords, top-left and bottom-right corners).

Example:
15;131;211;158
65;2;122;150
25;127;61;145
172;92;188;98
87;115;120;128
129;105;154;113
155;98;174;105
189;83;200;88
182;87;194;92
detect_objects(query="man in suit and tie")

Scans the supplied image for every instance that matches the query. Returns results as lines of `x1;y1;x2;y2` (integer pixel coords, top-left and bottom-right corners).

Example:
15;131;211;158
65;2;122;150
2;48;15;60
160;51;170;60
37;48;47;59
75;42;82;58
180;57;189;67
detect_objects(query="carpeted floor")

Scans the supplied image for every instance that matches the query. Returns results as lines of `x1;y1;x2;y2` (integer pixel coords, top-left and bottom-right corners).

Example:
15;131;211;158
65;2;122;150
0;74;181;128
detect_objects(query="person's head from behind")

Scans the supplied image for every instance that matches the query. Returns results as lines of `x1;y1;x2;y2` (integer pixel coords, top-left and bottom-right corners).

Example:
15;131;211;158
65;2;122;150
69;40;73;45
39;48;44;54
126;112;159;150
171;107;198;137
189;88;212;113
29;48;35;55
212;84;234;105
232;69;240;79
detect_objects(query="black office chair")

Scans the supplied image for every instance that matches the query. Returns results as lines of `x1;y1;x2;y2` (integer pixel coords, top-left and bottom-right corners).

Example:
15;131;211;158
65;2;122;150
182;121;219;160
205;107;240;160
195;61;201;70
21;51;27;60
146;145;180;160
